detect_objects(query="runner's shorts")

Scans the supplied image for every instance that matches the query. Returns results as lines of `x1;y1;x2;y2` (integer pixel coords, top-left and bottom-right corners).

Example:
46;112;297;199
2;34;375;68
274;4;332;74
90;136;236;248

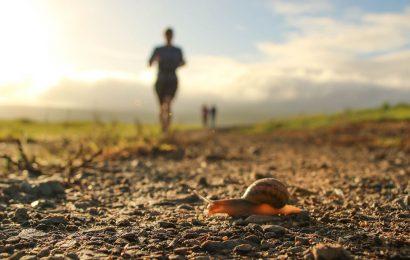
155;73;178;103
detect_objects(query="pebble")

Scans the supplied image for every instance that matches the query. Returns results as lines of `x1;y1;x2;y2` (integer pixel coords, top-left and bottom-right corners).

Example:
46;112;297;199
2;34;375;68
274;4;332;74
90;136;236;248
37;180;65;197
14;208;29;223
262;225;287;235
66;252;80;260
311;243;352;260
9;251;25;260
174;247;190;255
158;221;176;229
177;204;194;210
233;244;253;254
37;247;51;257
295;236;310;246
245;215;281;224
31;199;55;209
39;215;68;226
200;241;225;253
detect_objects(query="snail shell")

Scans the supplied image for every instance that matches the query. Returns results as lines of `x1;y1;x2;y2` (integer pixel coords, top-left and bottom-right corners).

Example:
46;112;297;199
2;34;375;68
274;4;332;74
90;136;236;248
241;178;289;209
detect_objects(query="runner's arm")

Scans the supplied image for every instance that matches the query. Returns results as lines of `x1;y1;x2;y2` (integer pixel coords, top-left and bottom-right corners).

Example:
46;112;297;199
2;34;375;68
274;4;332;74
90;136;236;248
179;48;186;67
148;48;159;67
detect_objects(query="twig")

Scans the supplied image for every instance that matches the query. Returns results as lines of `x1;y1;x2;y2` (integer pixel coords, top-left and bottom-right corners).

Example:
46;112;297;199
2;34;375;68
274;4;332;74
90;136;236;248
65;148;103;179
0;139;42;176
15;139;42;176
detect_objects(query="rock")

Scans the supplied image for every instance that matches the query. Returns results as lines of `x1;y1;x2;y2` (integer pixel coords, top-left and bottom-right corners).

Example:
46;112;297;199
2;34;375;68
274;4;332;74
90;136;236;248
30;199;55;209
66;252;80;260
262;225;287;235
6;236;20;243
245;215;281;224
158;221;176;229
37;247;51;257
295;236;310;246
311;243;352;260
18;228;46;239
168;254;185;260
20;255;37;260
233;244;253;254
116;218;131;226
37;181;65;197
393;195;409;210
173;247;190;255
9;250;25;260
14;208;29;223
200;241;225;253
197;177;209;187
120;232;139;242
290;211;311;222
205;153;225;162
177;204;194;210
39;215;68;226
244;235;260;245
222;239;249;250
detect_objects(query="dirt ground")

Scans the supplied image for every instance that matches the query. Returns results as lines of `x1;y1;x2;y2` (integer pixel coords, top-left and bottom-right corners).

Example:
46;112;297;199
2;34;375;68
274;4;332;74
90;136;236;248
0;121;409;259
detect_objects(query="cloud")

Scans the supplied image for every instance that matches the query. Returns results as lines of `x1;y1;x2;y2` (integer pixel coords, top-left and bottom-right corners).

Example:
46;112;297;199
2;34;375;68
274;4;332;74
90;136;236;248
40;77;154;111
269;0;332;15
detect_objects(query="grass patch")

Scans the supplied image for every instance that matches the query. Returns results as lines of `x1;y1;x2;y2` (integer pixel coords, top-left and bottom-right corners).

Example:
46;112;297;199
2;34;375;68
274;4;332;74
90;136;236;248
0;119;198;143
244;103;410;133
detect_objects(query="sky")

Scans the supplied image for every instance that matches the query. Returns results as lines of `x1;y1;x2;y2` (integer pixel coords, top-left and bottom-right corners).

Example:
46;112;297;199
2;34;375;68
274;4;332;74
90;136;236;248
0;0;409;123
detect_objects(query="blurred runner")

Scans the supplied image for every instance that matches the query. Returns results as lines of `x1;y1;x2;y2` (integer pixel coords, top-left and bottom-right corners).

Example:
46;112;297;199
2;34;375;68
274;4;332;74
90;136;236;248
210;105;217;129
202;104;209;128
149;28;185;133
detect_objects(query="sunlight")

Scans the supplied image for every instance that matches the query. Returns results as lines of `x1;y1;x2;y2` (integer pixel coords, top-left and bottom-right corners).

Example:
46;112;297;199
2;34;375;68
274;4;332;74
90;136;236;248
0;0;64;98
137;69;156;85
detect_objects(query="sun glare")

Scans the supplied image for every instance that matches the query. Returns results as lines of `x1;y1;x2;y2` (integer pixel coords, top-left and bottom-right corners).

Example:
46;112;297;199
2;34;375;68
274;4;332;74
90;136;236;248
0;1;64;100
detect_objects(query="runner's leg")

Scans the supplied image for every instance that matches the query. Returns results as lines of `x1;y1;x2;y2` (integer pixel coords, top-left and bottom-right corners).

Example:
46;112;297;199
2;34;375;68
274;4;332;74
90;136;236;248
162;96;172;132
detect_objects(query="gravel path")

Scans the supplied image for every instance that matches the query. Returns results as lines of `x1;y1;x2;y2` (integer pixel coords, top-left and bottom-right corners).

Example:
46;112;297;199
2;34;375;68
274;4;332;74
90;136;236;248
0;121;409;259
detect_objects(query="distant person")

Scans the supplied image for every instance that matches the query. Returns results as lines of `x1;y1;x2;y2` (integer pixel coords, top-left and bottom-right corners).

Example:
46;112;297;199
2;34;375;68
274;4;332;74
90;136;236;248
210;105;217;129
202;104;209;128
149;27;185;133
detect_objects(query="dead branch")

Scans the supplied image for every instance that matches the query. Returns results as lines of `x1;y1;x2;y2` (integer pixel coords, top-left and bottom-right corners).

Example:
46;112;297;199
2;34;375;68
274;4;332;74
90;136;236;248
65;147;103;181
0;139;42;176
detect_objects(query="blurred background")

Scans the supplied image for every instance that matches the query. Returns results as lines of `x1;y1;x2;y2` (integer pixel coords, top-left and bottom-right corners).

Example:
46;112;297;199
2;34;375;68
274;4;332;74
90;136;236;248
0;0;409;125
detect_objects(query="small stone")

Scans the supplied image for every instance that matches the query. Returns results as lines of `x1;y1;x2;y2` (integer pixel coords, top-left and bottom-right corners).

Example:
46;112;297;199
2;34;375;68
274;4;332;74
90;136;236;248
37;181;65;197
200;241;225;253
197;177;209;187
295;236;310;246
14;208;29;223
158;221;176;229
6;236;21;243
66;252;80;260
168;254;185;260
177;204;194;210
174;247;190;255
116;218;131;226
311;243;352;260
37;247;51;257
30;199;55;209
233;244;253;254
18;228;46;240
9;250;25;260
262;225;287;235
39;215;68;226
244;235;260;245
245;215;281;224
20;255;37;260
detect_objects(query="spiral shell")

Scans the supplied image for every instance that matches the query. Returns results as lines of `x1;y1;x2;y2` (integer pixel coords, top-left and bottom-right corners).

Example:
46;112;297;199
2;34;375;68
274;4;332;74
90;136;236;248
241;178;289;209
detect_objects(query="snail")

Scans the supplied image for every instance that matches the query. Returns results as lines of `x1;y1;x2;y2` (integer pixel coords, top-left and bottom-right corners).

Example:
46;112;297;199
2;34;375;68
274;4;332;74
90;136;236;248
194;178;301;217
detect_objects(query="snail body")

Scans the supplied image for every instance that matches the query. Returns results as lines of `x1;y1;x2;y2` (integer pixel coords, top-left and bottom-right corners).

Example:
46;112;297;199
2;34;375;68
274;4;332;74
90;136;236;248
195;178;301;217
